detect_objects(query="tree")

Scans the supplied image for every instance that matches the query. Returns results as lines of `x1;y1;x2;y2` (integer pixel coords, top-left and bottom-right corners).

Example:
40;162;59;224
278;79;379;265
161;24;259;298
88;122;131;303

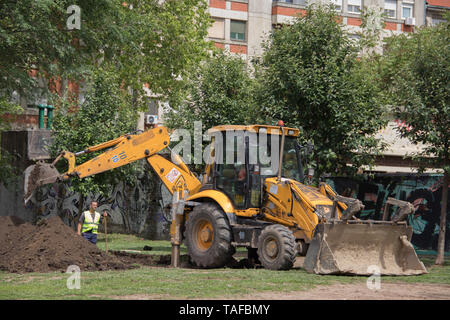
255;4;386;182
166;51;256;129
0;0;211;185
0;0;123;104
379;18;449;265
164;51;257;168
0;101;23;185
115;0;212;107
49;68;140;215
0;0;211;109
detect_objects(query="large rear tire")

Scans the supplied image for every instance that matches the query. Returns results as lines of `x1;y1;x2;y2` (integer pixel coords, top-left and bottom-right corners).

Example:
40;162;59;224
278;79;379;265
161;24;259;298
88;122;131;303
257;224;297;270
184;203;234;268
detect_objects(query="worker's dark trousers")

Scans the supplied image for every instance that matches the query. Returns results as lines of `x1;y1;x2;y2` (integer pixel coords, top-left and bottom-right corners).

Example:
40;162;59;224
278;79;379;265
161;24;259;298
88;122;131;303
82;232;98;245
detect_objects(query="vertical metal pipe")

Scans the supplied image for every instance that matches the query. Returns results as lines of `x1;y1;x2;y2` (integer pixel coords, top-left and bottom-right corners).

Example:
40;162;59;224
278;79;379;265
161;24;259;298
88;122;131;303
277;127;285;181
170;190;181;268
46;105;54;129
37;104;46;129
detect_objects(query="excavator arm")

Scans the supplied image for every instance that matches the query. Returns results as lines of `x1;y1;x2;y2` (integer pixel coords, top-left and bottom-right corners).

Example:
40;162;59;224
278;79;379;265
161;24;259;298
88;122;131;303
24;125;202;268
24;126;201;202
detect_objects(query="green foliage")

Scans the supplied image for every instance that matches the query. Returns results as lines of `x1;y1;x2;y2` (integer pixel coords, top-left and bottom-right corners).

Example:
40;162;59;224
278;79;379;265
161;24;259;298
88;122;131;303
256;4;387;180
0;0;211;109
0;98;23;185
163;51;258;172
165;51;257;132
110;0;212;107
0;0;211;190
164;51;257;171
49;68;140;196
0;146;20;186
379;21;450;173
0;0;121;100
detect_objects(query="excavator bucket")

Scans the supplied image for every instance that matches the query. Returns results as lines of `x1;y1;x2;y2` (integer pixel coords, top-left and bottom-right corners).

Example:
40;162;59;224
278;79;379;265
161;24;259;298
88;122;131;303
24;162;60;203
304;221;427;275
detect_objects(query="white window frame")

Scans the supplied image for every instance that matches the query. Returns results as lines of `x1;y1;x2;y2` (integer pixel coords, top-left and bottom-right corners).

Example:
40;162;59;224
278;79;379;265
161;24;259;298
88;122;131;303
293;0;307;4
230;20;246;42
348;0;362;14
331;0;342;12
348;34;361;42
208;17;225;40
401;3;413;19
384;0;397;18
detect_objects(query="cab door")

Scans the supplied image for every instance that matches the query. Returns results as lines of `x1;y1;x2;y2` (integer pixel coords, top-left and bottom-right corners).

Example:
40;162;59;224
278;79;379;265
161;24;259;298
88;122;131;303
213;131;252;209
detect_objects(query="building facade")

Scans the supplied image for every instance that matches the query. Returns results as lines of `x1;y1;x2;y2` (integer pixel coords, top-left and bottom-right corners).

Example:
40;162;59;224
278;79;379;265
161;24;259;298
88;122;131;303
206;0;448;59
426;0;450;25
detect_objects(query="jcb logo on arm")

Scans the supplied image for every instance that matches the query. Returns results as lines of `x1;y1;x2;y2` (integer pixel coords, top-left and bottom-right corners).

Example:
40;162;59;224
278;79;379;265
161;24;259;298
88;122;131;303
112;152;127;163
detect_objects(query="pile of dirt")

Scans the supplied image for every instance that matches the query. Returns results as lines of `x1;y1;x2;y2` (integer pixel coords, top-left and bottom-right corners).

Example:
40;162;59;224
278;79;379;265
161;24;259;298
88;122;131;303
0;216;133;273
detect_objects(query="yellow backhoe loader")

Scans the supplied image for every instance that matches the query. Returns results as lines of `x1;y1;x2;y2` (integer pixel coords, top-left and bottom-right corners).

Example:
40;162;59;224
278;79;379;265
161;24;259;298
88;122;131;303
24;124;427;275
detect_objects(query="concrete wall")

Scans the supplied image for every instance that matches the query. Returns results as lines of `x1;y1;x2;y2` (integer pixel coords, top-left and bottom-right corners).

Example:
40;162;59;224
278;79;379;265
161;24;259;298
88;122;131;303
247;0;273;57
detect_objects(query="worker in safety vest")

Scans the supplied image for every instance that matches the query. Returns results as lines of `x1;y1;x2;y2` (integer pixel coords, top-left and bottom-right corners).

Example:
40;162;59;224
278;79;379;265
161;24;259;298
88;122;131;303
77;201;108;245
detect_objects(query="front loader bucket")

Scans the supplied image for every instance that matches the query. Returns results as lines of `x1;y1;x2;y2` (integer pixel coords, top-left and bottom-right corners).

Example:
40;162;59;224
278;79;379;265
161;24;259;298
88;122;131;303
304;221;427;276
24;162;60;203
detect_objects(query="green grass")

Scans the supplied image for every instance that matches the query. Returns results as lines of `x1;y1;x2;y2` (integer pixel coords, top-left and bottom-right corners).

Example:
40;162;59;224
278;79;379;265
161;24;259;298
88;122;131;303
96;233;188;255
95;233;247;255
0;265;361;300
1;233;449;300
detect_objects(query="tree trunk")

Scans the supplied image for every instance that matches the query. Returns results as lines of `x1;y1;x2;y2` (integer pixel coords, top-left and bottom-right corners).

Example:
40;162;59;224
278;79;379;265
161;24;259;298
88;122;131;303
435;172;449;265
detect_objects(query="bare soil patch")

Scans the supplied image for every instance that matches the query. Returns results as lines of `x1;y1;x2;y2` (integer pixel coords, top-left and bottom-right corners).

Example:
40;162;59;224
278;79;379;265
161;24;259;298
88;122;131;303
108;250;174;266
227;282;450;300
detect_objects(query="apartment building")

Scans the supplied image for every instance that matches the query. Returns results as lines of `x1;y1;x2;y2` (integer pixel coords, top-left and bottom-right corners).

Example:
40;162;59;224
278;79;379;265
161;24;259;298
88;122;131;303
426;0;450;25
206;0;448;59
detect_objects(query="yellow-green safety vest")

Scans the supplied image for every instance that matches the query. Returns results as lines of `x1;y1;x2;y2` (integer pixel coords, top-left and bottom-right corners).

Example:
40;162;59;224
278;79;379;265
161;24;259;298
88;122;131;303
81;211;101;234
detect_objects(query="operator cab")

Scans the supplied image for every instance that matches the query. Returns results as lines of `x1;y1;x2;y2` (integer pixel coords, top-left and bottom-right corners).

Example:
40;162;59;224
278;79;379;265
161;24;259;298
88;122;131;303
203;125;302;210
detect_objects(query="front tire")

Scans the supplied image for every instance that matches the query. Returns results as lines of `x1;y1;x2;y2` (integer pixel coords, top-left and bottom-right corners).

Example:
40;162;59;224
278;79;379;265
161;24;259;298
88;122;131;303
184;203;234;268
257;224;297;270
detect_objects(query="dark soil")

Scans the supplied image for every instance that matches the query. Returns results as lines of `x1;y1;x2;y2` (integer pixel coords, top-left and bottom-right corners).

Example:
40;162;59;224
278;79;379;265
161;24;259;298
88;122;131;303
0;216;136;273
109;250;175;266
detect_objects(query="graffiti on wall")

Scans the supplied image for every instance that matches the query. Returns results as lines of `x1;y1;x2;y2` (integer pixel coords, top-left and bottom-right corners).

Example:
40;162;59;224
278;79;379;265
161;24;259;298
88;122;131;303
24;167;171;239
326;174;450;252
